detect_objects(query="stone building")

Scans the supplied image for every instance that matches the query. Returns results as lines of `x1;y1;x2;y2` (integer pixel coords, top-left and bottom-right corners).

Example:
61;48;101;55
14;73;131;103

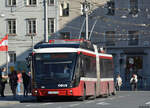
0;0;59;71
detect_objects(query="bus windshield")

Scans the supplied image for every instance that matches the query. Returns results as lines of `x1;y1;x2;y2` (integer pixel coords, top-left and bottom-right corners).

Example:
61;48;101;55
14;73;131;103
33;53;77;81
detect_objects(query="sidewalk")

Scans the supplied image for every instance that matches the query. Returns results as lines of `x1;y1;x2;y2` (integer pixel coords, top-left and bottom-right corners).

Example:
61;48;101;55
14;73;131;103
4;82;26;95
1;83;35;102
0;94;35;102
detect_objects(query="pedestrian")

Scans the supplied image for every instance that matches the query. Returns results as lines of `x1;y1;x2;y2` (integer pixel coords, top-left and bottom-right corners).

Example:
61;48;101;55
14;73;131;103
0;67;8;97
28;71;32;94
64;65;69;73
9;70;18;98
17;71;22;95
22;70;30;96
130;74;138;91
116;74;122;91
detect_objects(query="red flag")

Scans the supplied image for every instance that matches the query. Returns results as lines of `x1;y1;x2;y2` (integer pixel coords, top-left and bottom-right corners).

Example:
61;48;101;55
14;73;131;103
0;35;8;51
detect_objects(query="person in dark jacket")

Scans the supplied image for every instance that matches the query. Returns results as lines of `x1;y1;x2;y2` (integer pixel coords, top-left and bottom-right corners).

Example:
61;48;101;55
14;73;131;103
22;70;30;96
0;68;2;96
9;70;18;98
0;67;8;97
28;72;32;94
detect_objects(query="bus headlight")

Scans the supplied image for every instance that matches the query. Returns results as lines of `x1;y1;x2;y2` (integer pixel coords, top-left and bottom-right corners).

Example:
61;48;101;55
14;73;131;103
34;90;38;93
70;90;72;93
34;90;38;95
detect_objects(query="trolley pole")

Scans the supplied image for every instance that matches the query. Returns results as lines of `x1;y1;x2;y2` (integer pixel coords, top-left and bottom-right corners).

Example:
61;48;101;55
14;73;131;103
85;9;88;40
43;0;48;42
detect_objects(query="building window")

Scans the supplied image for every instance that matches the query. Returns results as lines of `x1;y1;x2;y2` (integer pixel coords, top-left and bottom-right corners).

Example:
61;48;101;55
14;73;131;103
106;0;115;15
7;0;16;6
105;31;115;46
26;19;36;36
48;18;55;34
7;19;16;35
81;32;86;39
60;32;70;39
129;0;138;15
60;2;69;16
8;51;16;63
128;31;139;45
47;0;54;5
26;0;37;6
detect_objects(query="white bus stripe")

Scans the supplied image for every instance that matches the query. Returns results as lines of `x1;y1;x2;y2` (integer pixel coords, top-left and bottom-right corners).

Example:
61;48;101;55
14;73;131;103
34;48;112;58
80;77;114;81
34;48;78;53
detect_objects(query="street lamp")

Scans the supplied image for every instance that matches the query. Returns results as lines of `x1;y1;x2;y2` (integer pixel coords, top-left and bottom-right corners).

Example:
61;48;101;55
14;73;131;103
43;0;48;42
0;14;5;17
31;35;34;50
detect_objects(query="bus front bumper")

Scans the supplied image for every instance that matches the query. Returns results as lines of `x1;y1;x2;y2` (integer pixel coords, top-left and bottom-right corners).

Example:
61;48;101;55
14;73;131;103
32;89;74;97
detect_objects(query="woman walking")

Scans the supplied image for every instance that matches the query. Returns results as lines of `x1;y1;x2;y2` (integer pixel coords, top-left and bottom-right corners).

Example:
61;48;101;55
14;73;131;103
17;71;22;95
116;74;122;91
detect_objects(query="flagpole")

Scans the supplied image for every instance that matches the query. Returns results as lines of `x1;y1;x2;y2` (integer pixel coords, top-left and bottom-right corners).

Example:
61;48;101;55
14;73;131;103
6;48;8;75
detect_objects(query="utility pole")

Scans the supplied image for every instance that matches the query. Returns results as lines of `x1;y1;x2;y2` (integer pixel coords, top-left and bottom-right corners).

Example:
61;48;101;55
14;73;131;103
31;35;34;50
43;0;48;42
82;0;90;40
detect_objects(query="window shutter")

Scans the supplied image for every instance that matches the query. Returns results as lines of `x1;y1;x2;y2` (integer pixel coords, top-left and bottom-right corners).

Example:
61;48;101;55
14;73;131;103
63;1;67;9
60;4;63;16
26;0;29;5
81;4;84;15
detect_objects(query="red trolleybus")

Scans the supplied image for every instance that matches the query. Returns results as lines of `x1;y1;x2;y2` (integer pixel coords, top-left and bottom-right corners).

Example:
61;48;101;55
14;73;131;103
31;40;115;100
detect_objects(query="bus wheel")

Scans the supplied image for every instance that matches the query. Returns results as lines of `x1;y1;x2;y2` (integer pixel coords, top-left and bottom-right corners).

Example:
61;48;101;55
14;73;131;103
106;85;110;97
80;87;86;101
92;84;97;99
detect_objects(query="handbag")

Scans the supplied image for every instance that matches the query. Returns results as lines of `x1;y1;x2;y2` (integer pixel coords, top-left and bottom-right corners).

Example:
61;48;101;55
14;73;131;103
1;78;7;83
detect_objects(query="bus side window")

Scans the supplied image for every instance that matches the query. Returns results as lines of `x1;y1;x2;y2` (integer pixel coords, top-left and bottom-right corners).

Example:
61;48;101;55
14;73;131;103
80;56;85;77
73;57;81;86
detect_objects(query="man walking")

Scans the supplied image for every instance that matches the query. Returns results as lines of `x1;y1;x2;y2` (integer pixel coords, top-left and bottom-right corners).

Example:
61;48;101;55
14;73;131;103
22;70;30;96
130;74;138;91
0;67;8;97
9;70;18;98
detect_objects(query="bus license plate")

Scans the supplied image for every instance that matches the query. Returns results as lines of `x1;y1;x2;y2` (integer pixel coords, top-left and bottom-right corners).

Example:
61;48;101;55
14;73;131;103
48;91;59;94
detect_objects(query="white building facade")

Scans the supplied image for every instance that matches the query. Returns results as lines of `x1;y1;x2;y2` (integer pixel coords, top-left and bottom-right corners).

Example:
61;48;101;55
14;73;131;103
0;0;59;71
